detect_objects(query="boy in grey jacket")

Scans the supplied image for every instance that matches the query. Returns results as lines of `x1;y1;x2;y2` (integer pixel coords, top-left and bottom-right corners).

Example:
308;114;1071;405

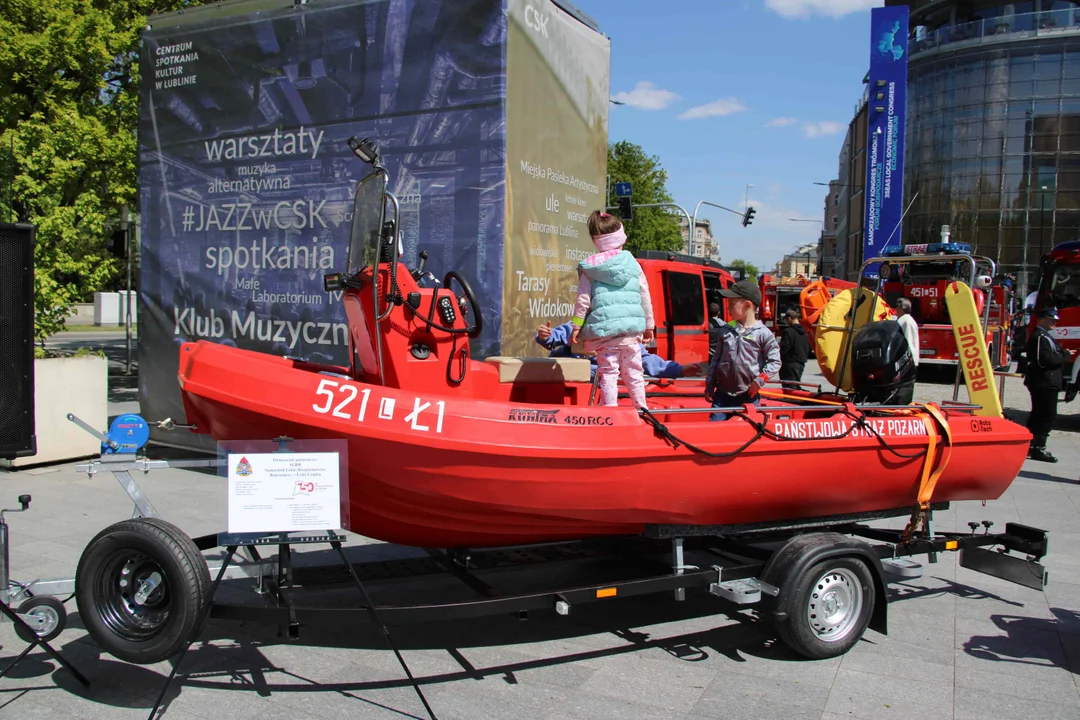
704;279;781;421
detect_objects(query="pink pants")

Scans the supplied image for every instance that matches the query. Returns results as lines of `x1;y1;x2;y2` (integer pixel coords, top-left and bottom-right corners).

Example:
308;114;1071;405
595;344;646;408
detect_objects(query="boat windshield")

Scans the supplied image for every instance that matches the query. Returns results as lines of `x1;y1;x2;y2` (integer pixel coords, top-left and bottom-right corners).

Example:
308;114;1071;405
1047;262;1080;309
346;170;388;276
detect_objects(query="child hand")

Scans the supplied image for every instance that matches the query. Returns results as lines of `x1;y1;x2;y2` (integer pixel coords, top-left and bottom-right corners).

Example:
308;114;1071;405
643;328;655;343
537;321;552;341
747;382;761;398
569;327;580;346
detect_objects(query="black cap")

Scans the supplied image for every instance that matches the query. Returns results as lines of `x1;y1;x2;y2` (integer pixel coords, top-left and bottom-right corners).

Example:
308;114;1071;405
719;278;762;306
1039;306;1060;320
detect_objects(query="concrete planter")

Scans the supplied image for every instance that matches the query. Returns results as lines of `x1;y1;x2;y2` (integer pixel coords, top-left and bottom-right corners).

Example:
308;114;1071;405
94;291;138;326
0;355;108;468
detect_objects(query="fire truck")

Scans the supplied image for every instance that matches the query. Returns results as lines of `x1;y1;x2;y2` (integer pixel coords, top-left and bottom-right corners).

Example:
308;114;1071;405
759;274;857;337
637;251;740;364
1032;240;1080;401
879;242;1012;370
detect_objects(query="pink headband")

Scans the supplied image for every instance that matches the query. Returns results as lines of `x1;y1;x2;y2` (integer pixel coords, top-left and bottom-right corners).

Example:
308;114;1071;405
600;212;611;217
592;227;627;252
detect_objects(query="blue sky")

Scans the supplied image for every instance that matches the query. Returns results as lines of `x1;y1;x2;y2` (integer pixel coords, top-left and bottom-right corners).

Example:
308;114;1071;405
570;0;885;270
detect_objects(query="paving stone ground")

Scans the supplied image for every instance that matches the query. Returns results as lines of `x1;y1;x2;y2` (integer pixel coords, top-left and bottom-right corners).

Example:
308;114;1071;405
0;361;1077;719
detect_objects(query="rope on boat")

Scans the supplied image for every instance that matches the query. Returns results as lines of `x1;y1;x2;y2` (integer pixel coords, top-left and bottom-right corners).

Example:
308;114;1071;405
639;405;932;461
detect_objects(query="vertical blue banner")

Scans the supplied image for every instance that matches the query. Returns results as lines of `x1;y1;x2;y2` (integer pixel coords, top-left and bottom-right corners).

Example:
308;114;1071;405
863;5;908;274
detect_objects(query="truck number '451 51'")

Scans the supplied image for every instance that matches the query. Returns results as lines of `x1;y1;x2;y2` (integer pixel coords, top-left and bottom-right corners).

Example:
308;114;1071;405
312;379;445;433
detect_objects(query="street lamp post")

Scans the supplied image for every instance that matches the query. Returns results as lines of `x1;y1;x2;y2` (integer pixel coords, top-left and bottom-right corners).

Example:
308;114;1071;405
745;184;754;211
789;218;824;278
691;200;752;260
121;205;133;376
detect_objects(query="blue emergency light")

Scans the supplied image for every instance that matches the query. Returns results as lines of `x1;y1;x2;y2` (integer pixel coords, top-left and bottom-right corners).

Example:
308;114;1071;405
884;242;972;257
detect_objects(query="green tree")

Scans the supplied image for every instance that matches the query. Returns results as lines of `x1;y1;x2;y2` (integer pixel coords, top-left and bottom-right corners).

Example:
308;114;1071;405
1;0;199;344
606;140;684;254
727;258;760;282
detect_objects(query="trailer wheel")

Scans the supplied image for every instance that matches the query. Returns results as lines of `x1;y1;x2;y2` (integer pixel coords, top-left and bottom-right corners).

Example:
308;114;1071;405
75;518;209;665
14;596;67;643
774;557;874;659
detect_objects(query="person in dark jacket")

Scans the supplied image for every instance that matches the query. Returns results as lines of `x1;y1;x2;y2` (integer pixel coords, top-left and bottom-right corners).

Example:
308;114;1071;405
778;309;811;390
1024;306;1076;462
708;302;725;360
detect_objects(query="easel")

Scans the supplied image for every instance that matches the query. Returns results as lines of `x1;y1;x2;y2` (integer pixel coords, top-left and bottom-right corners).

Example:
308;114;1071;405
147;438;437;720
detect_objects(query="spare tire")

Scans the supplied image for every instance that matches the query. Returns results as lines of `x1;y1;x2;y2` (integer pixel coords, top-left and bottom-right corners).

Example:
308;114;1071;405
75;518;209;665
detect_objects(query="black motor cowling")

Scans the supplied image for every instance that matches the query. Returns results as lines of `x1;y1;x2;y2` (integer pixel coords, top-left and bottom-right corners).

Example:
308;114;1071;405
850;320;916;403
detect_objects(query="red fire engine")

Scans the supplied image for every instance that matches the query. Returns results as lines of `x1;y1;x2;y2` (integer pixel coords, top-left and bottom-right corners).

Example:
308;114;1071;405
759;274;856;337
879;243;1012;370
1032;240;1080;401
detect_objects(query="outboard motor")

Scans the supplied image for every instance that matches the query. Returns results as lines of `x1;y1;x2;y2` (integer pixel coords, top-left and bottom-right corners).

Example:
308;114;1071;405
850;320;916;404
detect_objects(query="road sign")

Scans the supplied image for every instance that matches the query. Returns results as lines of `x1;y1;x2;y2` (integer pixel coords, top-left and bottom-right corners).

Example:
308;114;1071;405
614;182;633;198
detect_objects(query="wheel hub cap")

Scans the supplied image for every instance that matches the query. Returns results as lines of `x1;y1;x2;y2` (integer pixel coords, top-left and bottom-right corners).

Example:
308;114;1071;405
807;568;864;643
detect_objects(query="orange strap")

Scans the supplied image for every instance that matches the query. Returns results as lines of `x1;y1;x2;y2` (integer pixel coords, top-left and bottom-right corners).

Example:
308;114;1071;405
915;403;953;508
902;403;954;541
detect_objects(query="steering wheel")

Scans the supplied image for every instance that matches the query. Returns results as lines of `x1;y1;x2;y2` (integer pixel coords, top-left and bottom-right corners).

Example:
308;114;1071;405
443;271;483;339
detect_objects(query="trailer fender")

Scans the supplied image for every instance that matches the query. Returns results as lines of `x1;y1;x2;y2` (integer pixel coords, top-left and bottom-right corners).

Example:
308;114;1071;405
758;532;888;637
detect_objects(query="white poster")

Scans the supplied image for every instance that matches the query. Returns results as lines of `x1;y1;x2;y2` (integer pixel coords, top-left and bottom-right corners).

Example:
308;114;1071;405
227;452;341;533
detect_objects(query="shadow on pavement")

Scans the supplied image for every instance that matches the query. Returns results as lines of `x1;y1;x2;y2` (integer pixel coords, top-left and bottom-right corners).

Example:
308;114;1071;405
888;577;1026;607
963;607;1080;675
1018;469;1079;485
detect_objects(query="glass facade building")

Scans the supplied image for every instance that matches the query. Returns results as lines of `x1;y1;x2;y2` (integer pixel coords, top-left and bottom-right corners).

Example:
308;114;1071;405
894;0;1080;291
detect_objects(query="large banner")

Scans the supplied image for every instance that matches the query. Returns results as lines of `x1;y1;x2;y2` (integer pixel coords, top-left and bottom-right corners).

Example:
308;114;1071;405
139;0;509;448
863;5;908;273
503;0;609;356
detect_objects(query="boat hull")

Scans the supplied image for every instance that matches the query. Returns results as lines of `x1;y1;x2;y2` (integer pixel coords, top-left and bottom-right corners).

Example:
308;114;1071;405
178;341;1031;548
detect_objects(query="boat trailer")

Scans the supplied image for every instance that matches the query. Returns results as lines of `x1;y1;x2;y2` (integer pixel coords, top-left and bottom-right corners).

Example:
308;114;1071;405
0;412;1051;720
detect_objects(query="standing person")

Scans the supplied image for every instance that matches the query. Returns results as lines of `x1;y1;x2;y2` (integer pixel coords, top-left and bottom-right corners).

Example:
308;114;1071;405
568;212;655;408
778;308;811;390
1024;306;1075;463
708;302;725;360
704;279;781;421
893;297;920;405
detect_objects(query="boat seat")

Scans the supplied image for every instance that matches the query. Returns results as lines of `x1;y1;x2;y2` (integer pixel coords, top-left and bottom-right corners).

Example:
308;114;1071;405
484;356;592;384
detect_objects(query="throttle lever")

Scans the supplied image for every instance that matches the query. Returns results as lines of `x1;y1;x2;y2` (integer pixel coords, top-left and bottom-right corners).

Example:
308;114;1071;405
412;250;429;281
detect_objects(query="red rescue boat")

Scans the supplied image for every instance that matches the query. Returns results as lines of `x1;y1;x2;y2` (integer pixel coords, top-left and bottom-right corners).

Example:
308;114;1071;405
178;143;1032;549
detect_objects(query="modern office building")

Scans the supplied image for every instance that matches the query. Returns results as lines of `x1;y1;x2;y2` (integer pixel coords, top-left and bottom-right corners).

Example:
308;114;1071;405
829;1;1080;291
896;0;1080;292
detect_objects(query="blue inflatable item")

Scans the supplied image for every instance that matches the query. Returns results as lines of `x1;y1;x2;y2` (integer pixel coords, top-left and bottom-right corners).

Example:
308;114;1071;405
103;413;150;454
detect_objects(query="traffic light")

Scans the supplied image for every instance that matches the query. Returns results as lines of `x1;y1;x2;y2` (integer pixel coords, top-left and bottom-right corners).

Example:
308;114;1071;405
741;206;756;227
618;196;633;221
111;228;128;258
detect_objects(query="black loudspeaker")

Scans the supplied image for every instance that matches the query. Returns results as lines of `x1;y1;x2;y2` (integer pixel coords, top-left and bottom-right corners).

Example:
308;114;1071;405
0;223;36;459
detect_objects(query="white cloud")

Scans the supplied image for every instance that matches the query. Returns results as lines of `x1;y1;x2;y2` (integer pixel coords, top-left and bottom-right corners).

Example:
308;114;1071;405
676;97;748;121
803;121;844;138
611;81;681;111
766;116;799;128
764;0;881;19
